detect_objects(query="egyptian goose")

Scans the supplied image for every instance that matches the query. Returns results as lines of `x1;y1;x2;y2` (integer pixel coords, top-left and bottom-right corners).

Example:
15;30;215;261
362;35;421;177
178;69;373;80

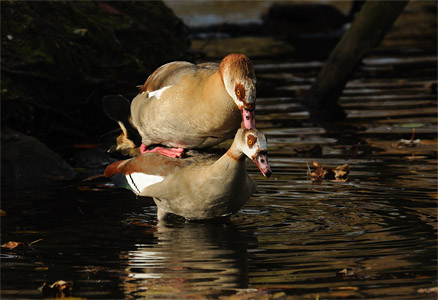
128;53;257;157
104;128;271;220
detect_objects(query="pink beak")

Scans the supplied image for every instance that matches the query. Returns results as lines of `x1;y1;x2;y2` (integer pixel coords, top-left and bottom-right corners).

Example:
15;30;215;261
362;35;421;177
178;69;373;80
254;152;272;178
241;108;256;129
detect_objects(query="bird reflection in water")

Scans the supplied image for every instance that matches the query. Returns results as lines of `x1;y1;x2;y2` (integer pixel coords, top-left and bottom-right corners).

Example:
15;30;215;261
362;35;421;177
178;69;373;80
120;221;256;298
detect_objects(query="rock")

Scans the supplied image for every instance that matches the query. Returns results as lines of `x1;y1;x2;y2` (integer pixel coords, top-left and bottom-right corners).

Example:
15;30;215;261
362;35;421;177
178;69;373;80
1;1;190;146
1;129;76;187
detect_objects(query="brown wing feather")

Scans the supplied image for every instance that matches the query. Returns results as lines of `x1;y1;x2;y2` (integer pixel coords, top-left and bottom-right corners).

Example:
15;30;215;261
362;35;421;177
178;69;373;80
139;61;220;93
140;62;196;93
104;153;186;178
104;160;126;177
197;62;219;70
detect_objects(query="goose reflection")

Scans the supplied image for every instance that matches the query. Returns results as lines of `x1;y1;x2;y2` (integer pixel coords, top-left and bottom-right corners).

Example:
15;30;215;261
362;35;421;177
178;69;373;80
120;221;255;298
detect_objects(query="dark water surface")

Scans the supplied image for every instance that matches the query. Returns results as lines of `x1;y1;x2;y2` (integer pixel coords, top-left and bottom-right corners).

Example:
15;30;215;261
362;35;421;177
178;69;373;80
2;2;437;299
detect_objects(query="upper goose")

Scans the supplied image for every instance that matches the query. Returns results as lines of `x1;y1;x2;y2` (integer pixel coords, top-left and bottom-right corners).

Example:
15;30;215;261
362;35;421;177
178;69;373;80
105;53;257;158
104;128;271;221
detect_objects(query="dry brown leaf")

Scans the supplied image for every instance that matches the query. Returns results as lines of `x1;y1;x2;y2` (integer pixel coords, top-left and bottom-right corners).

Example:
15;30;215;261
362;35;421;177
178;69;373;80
392;128;421;149
1;239;42;252
307;161;325;181
392;139;421;149
40;280;73;298
334;164;350;180
337;268;355;277
1;241;26;251
307;161;350;182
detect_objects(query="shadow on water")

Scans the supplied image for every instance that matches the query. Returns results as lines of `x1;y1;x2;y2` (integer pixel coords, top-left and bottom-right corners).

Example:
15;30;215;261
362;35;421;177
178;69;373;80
2;1;437;299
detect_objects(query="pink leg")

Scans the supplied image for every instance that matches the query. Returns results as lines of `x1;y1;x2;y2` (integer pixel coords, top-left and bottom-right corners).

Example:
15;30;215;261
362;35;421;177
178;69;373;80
140;143;147;154
140;143;184;158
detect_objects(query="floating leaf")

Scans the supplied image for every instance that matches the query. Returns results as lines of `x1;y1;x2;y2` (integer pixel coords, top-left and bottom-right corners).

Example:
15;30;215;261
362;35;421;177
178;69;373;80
1;238;42;252
307;161;350;182
40;280;73;298
333;164;350;180
337;268;355;277
307;161;324;181
392;128;421;149
392;139;421;148
1;241;27;251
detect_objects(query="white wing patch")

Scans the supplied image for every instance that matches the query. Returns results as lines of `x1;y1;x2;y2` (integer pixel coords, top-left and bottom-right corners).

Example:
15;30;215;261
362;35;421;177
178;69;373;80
126;173;164;194
148;86;172;100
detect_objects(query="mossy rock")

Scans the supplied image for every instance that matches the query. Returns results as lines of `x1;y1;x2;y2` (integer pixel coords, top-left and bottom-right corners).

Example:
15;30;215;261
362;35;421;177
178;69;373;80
1;1;189;147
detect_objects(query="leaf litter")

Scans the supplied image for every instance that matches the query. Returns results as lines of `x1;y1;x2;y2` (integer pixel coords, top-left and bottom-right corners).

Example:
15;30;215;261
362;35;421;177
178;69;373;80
307;161;350;182
392;128;422;149
40;280;73;298
1;238;42;252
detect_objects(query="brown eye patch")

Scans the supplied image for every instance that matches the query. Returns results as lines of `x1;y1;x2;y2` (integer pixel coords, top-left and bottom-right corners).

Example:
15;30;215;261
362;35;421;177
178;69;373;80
247;134;257;148
235;84;245;101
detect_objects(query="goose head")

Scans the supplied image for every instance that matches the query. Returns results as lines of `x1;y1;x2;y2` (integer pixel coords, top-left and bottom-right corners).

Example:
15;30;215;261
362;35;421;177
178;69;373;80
219;54;257;129
234;128;271;178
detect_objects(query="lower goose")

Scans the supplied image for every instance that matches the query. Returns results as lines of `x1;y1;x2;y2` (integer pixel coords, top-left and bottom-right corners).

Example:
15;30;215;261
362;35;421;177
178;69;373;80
104;128;271;220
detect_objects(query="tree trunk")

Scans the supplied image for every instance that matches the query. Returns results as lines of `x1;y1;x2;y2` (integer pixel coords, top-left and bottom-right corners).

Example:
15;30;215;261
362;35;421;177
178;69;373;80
306;0;409;121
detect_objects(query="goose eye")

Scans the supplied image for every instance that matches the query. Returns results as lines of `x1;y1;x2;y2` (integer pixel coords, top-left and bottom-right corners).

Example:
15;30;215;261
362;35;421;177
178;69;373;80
247;135;257;147
235;84;245;101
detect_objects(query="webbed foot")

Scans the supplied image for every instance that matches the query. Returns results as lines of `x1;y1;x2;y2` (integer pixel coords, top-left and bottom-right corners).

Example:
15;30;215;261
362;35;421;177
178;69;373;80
140;144;184;158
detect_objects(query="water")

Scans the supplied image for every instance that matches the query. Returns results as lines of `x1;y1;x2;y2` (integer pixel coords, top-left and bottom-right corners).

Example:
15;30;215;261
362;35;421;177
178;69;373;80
2;1;437;299
163;0;353;27
2;150;436;299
